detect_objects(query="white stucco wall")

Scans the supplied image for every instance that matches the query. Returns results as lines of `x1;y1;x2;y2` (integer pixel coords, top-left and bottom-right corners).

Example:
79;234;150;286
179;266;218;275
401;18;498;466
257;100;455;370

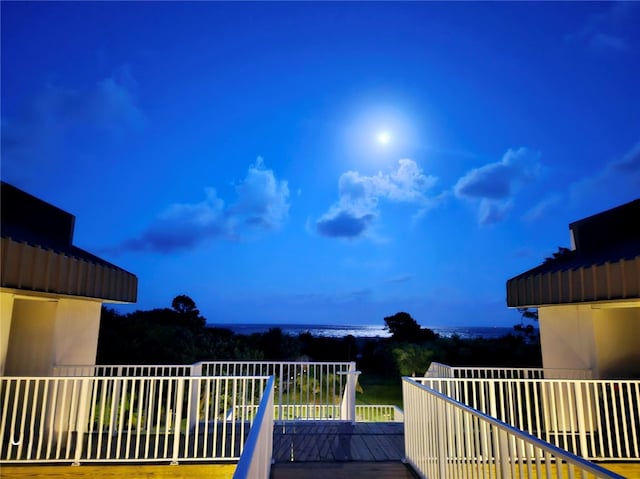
592;307;640;378
0;292;15;375
4;298;58;376
538;305;597;373
53;298;102;366
2;295;102;376
539;304;640;379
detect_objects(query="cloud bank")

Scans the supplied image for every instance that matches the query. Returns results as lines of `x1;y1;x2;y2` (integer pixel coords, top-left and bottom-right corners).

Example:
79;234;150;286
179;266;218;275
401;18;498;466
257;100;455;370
567;2;639;53
570;141;640;204
1;65;143;171
316;159;438;239
527;140;639;223
454;147;541;225
121;158;289;253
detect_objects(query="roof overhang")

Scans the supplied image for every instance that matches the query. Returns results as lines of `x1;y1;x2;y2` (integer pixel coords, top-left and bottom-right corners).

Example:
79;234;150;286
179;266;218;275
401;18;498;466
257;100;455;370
1;237;137;303
506;256;640;308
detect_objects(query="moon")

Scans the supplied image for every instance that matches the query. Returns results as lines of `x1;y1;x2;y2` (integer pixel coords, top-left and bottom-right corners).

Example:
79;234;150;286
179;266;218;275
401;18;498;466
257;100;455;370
377;131;391;145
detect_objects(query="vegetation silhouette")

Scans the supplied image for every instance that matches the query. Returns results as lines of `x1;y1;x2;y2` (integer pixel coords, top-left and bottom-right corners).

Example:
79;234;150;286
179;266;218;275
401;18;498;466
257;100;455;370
98;296;541;379
383;311;439;342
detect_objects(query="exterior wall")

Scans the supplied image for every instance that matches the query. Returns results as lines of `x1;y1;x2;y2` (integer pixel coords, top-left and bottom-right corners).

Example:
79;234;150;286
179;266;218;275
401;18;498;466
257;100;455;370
592;306;640;379
538;305;597;374
53;298;102;366
0;292;15;375
4;298;58;376
2;295;102;376
539;304;640;379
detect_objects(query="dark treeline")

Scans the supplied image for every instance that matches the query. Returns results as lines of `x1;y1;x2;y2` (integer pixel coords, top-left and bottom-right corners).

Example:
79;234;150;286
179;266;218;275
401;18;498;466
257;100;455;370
97;297;541;377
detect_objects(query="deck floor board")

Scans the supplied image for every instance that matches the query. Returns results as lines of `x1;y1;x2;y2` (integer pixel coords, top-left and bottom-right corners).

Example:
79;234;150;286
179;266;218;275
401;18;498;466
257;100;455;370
272;421;405;463
3;420;638;478
271;461;418;479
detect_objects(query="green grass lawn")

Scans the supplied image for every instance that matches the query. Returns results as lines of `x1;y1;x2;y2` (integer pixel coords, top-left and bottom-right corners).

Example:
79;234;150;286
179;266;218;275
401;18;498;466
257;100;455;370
356;373;403;408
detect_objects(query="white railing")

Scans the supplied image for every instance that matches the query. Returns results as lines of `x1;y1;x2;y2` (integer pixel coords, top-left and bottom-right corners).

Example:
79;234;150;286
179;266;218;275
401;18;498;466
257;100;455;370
55;361;358;422
0;375;271;464
425;361;593;379
403;377;626;479
355;405;403;422
232;376;274;479
53;364;195;377
198;361;357;421
417;377;640;460
231;404;402;422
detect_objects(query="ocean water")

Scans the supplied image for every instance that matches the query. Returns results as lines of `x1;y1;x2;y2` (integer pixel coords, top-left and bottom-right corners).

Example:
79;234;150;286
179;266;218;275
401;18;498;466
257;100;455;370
212;323;518;340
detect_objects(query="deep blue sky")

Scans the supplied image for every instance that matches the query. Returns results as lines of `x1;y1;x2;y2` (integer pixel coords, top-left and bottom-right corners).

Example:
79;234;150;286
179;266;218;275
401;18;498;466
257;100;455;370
2;2;639;327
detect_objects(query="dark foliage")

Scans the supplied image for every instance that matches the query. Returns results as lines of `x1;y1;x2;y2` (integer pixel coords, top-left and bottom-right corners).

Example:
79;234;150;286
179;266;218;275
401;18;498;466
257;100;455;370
543;246;572;264
97;303;542;380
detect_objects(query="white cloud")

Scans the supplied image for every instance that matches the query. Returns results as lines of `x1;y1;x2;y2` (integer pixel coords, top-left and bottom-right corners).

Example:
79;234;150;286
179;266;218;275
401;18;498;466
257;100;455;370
454;147;541;225
231;157;290;229
478;199;513;226
525;194;562;222
121;158;290;253
316;159;438;239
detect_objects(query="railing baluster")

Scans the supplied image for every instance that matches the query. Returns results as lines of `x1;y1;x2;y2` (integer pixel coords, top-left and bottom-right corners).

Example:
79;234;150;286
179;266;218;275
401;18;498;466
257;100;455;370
404;377;623;479
15;379;30;460
54;379;68;459
630;382;640;457
414;373;640;462
133;377;143;459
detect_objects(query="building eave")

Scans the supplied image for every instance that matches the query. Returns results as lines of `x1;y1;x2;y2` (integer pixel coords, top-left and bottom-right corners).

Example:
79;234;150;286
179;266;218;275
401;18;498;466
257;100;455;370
1;237;137;303
506;255;640;308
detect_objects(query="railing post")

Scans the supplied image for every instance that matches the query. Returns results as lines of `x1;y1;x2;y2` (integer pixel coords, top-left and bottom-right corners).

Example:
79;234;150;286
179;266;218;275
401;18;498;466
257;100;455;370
171;378;185;465
497;428;511;479
489;380;498;420
437;399;447;479
278;365;284;422
340;370;361;424
72;378;91;466
189;363;202;430
574;381;589;458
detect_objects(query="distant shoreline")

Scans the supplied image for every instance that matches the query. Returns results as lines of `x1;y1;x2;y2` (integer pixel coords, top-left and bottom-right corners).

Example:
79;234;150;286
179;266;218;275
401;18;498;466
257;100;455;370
209;323;527;340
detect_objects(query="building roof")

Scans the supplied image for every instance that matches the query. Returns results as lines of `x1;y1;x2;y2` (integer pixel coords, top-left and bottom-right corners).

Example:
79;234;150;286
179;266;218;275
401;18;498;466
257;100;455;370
506;199;640;308
1;182;137;303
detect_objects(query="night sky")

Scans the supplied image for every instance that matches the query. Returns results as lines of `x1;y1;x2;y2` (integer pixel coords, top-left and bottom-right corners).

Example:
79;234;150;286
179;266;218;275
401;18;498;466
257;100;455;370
2;2;639;327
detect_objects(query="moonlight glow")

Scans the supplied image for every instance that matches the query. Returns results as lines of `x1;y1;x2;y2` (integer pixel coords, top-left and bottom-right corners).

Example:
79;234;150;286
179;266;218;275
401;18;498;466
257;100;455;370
377;131;391;145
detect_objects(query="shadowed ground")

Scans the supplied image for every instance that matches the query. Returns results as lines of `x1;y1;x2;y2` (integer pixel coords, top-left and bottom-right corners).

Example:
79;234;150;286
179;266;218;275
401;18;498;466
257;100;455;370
272;421;405;463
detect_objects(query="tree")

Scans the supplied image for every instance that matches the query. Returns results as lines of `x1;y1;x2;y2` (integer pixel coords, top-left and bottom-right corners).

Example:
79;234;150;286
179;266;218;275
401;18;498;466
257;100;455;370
514;308;539;343
172;295;197;314
517;308;538;321
544;246;572;264
392;344;435;376
384;312;421;342
171;294;206;329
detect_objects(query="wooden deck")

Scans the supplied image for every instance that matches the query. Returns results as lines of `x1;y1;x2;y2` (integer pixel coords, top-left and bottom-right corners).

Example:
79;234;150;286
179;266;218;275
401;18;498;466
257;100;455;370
1;461;638;479
271;461;418;479
2;421;639;479
0;463;236;478
272;421;405;462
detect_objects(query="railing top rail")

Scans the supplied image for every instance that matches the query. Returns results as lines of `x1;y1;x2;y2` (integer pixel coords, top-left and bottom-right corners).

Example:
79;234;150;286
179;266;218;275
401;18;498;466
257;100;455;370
232;375;275;479
54;360;356;368
403;377;627;479
2;375;274;381
197;360;355;366
54;363;193;368
427;362;591;372
416;377;640;384
455;367;591;373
